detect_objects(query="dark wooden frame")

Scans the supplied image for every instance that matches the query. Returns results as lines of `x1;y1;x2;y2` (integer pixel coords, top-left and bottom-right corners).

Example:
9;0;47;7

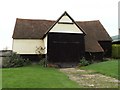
47;32;85;62
98;41;112;58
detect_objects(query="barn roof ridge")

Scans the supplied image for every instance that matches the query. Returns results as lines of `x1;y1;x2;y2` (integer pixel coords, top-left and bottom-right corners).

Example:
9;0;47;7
16;18;56;22
15;18;100;24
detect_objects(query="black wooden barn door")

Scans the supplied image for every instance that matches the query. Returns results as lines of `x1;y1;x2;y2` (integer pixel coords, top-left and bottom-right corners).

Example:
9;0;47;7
47;32;85;63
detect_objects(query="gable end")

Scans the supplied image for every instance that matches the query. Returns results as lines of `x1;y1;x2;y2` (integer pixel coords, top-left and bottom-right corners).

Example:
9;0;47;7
44;11;86;38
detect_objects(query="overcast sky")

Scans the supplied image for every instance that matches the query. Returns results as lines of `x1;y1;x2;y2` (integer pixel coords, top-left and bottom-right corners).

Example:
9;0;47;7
0;0;119;50
119;1;120;29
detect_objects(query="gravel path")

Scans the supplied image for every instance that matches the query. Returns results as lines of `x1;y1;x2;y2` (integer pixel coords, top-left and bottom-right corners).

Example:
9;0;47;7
59;68;119;88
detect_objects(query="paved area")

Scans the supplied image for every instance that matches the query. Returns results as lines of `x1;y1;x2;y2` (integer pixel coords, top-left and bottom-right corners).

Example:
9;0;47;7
60;68;119;88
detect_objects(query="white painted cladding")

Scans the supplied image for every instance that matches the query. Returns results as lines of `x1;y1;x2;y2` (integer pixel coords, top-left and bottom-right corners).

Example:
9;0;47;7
13;39;45;54
43;36;47;54
50;15;83;33
50;23;83;33
59;15;73;23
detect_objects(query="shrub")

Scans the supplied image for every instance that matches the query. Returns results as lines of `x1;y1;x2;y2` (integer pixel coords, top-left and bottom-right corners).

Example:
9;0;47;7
2;52;31;68
112;44;120;59
35;46;48;67
79;57;90;67
38;58;47;67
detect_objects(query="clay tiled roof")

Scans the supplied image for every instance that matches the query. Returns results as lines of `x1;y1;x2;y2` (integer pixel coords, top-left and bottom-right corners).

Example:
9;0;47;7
13;18;55;39
77;20;112;52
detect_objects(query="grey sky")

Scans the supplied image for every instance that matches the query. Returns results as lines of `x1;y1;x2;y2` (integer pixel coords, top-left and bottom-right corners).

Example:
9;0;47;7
0;0;119;50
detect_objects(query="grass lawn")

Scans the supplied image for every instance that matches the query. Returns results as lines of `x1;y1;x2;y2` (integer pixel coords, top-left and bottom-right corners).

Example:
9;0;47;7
0;68;2;89
2;65;80;88
80;59;119;79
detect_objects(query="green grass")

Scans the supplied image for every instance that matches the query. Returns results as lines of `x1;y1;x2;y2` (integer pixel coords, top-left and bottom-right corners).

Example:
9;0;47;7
2;65;80;88
0;68;2;89
80;59;119;79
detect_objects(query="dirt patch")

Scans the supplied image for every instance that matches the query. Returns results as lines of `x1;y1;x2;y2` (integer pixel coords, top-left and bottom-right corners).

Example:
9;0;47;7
59;68;119;88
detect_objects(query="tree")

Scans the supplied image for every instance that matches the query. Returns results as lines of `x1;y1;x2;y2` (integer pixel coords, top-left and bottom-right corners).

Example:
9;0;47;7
35;46;47;67
35;46;45;59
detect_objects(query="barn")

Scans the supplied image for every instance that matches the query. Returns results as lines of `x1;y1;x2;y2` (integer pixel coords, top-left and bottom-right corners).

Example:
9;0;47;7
12;11;112;63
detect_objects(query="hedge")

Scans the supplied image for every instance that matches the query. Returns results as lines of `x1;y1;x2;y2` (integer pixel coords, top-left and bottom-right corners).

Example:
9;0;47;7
112;44;120;58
